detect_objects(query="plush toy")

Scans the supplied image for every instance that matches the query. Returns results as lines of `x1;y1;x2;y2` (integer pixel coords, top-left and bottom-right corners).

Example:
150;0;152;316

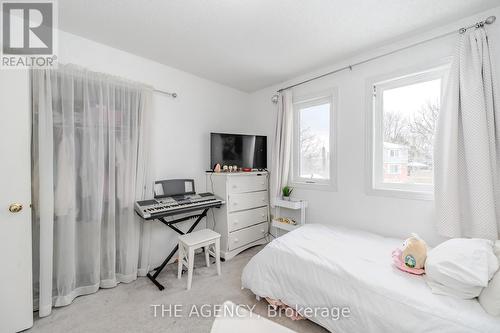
392;234;427;275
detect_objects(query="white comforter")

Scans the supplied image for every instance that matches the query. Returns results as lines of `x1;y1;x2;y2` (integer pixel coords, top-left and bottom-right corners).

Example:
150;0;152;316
241;224;500;333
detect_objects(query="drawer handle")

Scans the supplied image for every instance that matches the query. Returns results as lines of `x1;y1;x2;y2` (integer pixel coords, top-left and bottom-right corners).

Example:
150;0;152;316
261;229;265;233
233;202;238;206
234;238;239;243
261;214;265;218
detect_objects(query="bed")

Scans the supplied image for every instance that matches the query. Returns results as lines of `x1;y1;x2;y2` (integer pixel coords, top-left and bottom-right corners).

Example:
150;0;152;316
241;224;500;333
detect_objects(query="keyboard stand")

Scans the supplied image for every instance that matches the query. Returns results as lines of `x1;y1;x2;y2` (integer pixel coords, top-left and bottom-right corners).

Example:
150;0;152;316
146;208;209;290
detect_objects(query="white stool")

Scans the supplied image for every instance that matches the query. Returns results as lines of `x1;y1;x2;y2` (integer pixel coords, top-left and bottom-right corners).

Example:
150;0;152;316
178;228;221;290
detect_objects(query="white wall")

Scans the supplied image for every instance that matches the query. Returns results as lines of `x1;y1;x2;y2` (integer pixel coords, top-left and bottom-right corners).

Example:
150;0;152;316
15;6;500;268
57;31;254;266
249;7;500;246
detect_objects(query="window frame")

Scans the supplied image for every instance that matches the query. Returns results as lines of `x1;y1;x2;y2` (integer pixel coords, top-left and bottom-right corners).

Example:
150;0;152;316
366;64;449;200
292;90;337;191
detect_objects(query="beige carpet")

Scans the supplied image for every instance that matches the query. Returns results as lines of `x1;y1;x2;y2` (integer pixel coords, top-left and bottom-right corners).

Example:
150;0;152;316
30;246;328;333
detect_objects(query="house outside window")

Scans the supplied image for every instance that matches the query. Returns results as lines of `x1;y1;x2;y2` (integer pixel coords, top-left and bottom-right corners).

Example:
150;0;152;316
384;143;407;179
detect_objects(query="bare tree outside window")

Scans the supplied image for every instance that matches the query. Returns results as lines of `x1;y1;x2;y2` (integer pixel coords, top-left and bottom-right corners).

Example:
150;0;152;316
384;111;409;146
408;100;439;164
300;126;329;179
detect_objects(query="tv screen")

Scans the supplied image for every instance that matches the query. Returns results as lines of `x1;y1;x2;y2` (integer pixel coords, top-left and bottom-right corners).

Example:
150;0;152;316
210;133;267;170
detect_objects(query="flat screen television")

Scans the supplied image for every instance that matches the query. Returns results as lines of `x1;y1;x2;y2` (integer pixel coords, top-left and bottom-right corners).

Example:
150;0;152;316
210;133;267;170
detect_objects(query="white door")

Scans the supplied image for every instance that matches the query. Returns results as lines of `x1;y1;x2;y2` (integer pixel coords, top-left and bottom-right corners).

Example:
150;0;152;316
0;70;33;332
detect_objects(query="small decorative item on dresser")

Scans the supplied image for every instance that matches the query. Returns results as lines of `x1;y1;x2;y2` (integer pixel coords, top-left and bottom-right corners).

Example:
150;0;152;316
223;165;228;172
282;185;293;201
228;165;233;172
233;165;238;172
213;163;221;173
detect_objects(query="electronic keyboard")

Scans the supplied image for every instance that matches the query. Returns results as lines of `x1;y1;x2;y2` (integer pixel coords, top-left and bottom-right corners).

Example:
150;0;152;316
135;192;224;220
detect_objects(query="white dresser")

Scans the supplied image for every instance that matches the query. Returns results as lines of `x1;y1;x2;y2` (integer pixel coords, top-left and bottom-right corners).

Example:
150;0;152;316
206;171;269;260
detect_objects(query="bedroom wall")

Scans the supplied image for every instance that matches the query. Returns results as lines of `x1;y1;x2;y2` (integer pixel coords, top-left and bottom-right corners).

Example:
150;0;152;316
248;7;500;246
10;6;500;270
54;31;254;267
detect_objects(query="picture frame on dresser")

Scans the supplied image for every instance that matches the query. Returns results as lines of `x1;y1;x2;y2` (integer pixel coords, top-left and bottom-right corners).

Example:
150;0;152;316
206;171;270;260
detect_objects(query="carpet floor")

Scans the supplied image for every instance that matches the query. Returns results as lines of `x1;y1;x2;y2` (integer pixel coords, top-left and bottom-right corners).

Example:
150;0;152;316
29;246;328;333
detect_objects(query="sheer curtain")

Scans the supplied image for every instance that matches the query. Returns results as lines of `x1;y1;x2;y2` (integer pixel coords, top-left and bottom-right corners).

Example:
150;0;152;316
31;65;153;317
434;27;500;240
270;90;293;204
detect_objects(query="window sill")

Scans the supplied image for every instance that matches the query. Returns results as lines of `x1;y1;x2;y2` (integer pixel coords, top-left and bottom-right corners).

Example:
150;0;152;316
367;187;434;201
292;180;337;192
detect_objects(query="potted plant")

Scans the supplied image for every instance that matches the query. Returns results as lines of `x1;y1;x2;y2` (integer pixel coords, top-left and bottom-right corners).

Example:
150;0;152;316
282;185;294;200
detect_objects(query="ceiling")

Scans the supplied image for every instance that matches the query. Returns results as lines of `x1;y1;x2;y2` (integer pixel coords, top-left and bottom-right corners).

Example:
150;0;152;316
58;0;499;92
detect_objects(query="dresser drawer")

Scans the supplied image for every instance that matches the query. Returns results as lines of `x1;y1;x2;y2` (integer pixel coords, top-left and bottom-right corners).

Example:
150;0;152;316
228;207;268;232
228;222;268;251
229;191;268;212
228;176;267;194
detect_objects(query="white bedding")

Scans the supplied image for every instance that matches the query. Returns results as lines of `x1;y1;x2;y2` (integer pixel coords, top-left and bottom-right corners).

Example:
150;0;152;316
241;224;500;333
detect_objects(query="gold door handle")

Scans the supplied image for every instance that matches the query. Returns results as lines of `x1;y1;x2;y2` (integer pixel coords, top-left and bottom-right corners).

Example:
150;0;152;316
9;203;23;213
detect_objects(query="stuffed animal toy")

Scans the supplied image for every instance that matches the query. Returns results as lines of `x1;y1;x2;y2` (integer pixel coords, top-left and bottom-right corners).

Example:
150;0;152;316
392;234;427;275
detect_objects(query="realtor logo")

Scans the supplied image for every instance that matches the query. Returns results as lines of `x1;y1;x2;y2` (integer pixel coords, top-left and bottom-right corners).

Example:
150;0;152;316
1;0;57;68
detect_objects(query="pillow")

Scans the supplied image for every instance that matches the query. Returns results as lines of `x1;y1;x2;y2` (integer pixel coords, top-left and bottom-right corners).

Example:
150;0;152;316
479;241;500;316
425;277;484;299
425;238;498;299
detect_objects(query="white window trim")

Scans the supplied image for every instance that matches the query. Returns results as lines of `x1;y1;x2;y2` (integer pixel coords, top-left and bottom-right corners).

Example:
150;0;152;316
365;61;450;201
292;89;337;191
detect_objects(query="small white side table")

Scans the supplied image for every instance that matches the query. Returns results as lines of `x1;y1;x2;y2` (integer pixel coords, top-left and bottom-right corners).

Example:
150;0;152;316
271;198;308;232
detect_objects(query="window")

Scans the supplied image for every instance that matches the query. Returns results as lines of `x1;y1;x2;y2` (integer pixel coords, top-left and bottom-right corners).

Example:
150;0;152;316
293;93;336;188
370;66;448;197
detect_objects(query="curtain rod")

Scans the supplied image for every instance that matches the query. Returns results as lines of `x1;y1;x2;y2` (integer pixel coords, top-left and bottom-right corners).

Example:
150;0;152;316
154;89;177;98
275;15;497;96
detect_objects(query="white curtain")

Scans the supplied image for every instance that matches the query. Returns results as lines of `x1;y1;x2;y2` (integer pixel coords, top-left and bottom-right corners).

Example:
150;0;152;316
434;27;500;240
270;90;293;204
31;65;153;317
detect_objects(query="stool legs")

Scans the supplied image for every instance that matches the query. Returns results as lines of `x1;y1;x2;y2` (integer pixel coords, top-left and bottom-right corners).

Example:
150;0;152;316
177;243;184;280
204;246;210;267
215;238;221;276
187;247;195;290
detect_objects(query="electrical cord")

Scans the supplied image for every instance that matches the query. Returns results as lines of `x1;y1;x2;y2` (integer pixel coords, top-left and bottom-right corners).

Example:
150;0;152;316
264;172;275;241
209;172;217;230
210;207;217;230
